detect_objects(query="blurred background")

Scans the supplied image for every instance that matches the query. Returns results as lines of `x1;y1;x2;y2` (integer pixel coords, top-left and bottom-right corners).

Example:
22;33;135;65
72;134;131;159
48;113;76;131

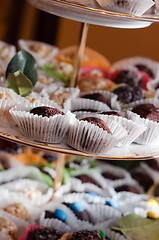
1;0;159;63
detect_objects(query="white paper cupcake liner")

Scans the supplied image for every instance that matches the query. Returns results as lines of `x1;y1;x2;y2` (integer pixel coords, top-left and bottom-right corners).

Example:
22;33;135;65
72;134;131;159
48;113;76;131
154;0;159;13
98;114;147;146
104;227;127;240
140;163;159;183
26;92;62;109
96;0;154;16
40;202;89;231
64;97;111;113
62;192;105;206
147;78;159;95
0;165;52;187
80;90;121;111
10;103;70;143
97;162;131;180
0;151;22;168
66;0;99;8
41;218;72;233
41;87;80;107
0;189;41;221
18;39;59;66
0;87;27;127
84;203;121;224
69;169;106;189
112;56;159;80
67;115;127;154
69;178;113;198
0;179;53;206
126;99;159;144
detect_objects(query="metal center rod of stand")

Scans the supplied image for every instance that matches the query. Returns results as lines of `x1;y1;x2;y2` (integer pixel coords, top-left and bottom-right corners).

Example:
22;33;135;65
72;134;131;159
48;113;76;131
70;22;89;87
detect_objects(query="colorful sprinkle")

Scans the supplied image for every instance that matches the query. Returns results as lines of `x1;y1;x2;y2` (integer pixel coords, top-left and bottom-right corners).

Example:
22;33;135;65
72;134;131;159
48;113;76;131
105;199;118;208
70;202;85;212
54;209;67;222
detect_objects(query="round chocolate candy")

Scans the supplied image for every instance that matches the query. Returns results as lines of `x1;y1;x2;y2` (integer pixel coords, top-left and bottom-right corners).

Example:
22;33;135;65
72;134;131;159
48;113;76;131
27;227;63;240
30;106;63;118
82;92;109;105
71;230;105;240
81;117;112;134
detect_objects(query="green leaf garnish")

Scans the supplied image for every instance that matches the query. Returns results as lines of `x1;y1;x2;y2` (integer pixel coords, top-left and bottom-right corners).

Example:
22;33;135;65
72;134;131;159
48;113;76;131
6;71;33;97
42;64;69;87
5;50;37;96
113;214;159;240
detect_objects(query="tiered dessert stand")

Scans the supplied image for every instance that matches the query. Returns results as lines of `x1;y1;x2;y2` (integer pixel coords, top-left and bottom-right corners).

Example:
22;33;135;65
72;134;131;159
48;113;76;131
1;0;159;190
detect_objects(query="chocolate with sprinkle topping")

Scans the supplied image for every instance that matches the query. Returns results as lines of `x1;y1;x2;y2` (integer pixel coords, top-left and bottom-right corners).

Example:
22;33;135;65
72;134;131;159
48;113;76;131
71;230;105;240
81;117;112;134
30;106;63;118
27;227;63;240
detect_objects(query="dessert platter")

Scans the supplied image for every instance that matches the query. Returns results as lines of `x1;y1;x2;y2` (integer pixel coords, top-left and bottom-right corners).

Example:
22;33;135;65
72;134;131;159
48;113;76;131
0;0;159;160
1;1;159;240
0;39;159;161
28;0;159;29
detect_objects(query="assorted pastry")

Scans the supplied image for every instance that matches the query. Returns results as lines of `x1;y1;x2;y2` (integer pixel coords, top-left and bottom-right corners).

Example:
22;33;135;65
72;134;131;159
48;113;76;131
0;149;158;239
0;40;159;155
0;40;158;239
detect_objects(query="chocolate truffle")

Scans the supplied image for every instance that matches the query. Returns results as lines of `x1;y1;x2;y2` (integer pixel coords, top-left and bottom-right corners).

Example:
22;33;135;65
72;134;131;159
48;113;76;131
113;70;141;87
131;171;154;192
75;174;101;188
82;93;109;105
102;171;124;180
132;103;159;122
146;159;159;172
27;227;63;240
81;117;112;134
135;64;154;78
30;106;63;118
113;84;144;104
115;184;141;194
100;111;125;118
71;230;105;240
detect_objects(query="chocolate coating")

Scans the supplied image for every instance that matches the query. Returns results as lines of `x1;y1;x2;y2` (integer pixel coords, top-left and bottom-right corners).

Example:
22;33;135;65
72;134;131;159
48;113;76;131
131;171;154;191
113;70;141;87
135;64;154;78
115;0;129;7
132;103;159;122
27;227;62;240
113;85;144;104
82;93;109;105
100;111;125;118
64;202;91;222
102;171;124;180
71;230;105;240
146;159;159;172
75;174;101;188
115;184;141;194
30;106;63;118
81;117;112;134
